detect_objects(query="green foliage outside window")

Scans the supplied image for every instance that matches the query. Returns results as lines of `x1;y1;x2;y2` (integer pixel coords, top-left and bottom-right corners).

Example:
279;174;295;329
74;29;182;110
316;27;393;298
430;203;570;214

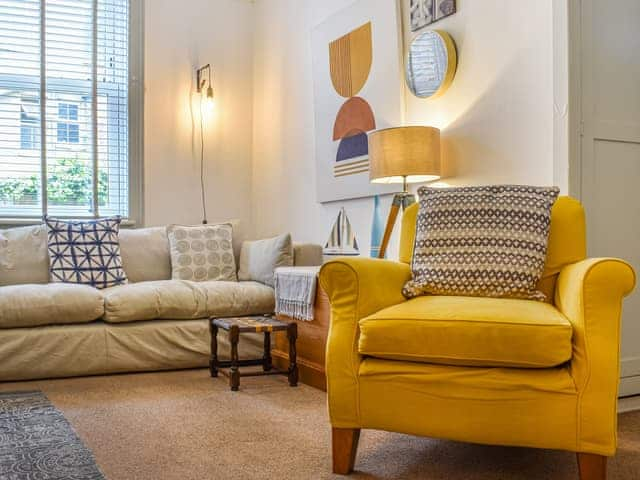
0;158;108;207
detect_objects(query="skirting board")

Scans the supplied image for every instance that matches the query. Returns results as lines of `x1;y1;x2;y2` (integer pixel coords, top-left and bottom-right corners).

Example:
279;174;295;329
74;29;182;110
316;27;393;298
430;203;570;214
621;356;640;378
618;394;640;413
620;356;640;397
272;351;326;391
620;375;640;398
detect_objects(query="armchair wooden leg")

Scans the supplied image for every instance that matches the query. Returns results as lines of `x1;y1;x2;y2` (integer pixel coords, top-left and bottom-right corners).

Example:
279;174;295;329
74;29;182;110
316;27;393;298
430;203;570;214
577;453;607;480
332;428;360;475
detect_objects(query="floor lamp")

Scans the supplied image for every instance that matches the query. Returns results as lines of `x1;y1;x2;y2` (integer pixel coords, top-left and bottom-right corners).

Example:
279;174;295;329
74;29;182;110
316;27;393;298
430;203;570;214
368;126;441;259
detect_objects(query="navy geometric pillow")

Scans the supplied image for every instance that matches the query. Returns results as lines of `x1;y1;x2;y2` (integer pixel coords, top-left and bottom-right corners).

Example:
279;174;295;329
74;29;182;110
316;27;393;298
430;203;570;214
45;216;128;289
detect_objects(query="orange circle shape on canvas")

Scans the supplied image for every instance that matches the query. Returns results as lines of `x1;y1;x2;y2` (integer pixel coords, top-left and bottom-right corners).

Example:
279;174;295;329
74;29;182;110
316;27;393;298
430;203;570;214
329;22;373;98
333;97;376;141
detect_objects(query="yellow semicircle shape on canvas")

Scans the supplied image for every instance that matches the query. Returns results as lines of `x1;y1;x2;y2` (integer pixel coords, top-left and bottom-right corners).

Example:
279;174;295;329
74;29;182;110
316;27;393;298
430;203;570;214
329;22;372;98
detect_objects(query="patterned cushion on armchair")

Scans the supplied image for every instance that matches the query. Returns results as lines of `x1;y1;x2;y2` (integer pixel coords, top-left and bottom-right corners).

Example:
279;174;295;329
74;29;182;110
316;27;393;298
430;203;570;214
403;185;560;301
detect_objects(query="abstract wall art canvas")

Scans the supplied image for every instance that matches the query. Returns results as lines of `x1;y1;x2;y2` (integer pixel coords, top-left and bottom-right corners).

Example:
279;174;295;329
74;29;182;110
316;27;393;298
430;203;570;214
312;0;403;203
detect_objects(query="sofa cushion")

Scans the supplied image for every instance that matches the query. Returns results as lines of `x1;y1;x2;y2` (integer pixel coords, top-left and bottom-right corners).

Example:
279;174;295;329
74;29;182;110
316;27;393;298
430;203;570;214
119;226;172;282
0;283;104;328
403;185;560;301
0;225;49;286
238;233;294;287
293;243;323;266
102;280;275;323
359;296;572;368
167;224;237;282
45;216;128;289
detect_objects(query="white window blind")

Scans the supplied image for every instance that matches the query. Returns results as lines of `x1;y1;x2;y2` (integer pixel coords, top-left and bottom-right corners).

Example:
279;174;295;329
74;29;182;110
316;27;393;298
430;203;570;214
0;0;131;220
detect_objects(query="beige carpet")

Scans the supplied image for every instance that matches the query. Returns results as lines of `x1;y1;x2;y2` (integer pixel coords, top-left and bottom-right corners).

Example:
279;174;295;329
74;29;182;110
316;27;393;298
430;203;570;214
1;369;639;480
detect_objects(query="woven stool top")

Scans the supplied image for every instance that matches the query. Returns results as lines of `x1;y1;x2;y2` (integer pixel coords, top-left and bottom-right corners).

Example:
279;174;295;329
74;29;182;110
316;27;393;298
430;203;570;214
211;315;289;333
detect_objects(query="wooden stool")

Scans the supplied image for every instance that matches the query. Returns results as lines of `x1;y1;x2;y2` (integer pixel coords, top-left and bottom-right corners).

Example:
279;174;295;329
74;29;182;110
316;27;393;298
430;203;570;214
209;315;298;391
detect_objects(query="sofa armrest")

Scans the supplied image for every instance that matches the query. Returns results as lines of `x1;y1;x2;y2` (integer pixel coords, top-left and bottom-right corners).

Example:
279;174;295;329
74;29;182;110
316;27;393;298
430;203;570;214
319;257;411;427
555;258;635;454
292;243;323;266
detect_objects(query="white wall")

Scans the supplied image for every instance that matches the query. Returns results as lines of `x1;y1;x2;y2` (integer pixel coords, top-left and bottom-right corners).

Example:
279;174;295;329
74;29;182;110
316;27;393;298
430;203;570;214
142;0;560;254
144;0;254;228
251;0;557;259
404;1;554;186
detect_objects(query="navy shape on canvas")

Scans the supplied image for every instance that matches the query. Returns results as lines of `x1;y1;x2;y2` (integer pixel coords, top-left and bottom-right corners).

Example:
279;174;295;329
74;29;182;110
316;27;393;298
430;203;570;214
336;132;369;162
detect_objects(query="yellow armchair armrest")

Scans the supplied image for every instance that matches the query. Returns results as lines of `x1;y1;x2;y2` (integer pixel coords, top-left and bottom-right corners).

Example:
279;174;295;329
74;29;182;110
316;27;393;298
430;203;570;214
555;258;636;454
319;258;411;427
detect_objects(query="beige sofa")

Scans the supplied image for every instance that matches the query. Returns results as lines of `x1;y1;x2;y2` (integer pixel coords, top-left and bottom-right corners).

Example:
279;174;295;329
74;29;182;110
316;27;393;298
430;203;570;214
0;223;322;382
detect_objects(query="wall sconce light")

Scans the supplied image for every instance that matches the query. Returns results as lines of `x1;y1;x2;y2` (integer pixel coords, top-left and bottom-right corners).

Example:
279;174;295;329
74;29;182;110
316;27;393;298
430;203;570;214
197;63;215;108
196;63;215;225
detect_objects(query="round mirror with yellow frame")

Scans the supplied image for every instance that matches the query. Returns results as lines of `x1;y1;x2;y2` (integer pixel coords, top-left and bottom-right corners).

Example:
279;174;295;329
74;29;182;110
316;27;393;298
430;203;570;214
406;30;457;99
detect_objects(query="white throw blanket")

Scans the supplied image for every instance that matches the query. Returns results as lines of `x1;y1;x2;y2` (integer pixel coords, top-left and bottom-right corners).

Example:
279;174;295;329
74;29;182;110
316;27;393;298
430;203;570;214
274;266;320;321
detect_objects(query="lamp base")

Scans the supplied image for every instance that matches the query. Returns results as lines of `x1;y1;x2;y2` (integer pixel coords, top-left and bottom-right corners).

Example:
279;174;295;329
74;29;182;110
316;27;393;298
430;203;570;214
378;191;415;259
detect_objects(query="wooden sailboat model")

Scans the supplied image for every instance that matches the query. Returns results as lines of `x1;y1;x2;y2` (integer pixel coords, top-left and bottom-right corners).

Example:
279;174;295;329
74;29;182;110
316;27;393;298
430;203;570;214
324;207;360;256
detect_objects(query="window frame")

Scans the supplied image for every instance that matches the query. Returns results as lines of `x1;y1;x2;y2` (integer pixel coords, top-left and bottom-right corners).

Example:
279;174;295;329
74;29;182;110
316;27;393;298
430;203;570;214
20;98;40;150
56;102;80;144
127;0;144;227
0;0;144;227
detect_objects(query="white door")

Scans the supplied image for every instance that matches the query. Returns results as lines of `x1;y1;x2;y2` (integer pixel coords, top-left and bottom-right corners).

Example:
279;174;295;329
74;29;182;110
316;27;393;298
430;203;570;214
578;0;640;396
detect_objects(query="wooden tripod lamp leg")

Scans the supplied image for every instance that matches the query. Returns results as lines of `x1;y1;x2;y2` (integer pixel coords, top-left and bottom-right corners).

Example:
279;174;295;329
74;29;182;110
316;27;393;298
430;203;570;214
378;194;402;259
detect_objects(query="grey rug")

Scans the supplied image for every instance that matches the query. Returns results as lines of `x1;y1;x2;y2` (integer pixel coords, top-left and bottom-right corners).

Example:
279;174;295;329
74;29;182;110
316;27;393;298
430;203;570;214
0;391;104;480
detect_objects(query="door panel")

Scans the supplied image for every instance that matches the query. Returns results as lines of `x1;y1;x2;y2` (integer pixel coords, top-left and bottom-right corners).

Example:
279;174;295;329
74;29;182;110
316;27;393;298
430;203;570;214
592;0;640;126
580;0;640;396
587;140;640;396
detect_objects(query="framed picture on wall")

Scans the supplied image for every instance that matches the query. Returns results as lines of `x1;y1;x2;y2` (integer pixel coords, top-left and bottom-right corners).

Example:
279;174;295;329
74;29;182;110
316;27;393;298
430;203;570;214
311;0;403;203
408;0;456;32
409;0;434;32
434;0;456;21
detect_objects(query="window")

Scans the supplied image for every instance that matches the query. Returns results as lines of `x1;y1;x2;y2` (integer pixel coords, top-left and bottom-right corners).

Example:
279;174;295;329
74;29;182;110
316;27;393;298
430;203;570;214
57;103;80;144
0;0;142;221
20;99;40;150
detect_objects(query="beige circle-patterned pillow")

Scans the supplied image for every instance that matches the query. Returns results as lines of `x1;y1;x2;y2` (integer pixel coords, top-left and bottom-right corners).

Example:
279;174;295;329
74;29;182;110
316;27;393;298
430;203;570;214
167;224;237;282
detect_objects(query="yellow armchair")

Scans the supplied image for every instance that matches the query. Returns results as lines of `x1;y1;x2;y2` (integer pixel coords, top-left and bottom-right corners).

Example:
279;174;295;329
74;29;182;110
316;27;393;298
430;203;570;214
319;197;635;479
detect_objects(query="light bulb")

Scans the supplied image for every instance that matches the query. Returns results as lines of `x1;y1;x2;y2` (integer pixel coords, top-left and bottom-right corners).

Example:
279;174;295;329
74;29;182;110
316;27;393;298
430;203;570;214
204;87;215;110
200;87;215;115
200;89;216;123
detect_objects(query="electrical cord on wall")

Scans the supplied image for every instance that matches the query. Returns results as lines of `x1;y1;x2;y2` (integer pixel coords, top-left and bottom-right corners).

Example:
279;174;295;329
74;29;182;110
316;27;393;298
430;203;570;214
199;97;208;225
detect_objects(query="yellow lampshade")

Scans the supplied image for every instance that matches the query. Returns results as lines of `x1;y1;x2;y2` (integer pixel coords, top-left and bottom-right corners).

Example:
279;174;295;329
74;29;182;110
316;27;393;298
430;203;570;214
368;126;441;185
